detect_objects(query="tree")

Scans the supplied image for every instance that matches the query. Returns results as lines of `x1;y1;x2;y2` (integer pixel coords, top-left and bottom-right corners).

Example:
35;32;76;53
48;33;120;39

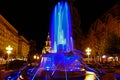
105;32;120;55
68;0;83;50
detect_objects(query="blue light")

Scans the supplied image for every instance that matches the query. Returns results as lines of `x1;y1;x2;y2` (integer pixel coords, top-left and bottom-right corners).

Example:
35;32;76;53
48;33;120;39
50;1;73;53
70;69;73;71
46;66;50;69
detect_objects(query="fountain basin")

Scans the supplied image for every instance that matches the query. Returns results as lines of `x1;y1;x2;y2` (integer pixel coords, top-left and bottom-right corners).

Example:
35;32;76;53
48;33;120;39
34;70;86;80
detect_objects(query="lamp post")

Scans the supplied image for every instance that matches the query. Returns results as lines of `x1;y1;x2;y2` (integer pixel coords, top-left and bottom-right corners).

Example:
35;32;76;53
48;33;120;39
5;45;13;69
6;45;13;61
86;47;91;63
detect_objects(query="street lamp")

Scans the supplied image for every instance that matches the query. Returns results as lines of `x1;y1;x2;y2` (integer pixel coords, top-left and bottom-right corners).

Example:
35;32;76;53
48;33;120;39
5;45;13;70
86;47;91;63
6;45;13;61
33;54;40;61
33;55;37;59
33;54;40;66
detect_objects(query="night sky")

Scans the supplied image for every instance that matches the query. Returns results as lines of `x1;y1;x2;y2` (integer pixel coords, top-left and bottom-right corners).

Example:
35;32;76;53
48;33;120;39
1;0;118;51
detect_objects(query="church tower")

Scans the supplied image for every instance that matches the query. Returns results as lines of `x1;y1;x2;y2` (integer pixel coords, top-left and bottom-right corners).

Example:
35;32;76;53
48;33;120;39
42;33;51;54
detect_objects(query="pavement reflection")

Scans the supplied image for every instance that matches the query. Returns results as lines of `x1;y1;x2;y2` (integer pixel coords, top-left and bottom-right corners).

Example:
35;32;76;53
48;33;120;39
84;71;96;80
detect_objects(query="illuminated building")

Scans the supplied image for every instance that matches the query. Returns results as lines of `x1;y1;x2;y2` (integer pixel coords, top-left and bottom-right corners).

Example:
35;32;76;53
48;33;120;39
18;36;29;58
0;14;29;58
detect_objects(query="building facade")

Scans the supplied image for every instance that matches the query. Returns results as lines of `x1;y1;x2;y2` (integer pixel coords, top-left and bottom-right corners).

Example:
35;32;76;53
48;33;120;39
0;14;29;59
18;36;29;58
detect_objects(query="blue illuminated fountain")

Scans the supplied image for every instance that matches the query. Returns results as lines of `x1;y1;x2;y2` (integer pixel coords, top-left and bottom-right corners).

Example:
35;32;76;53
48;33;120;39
35;1;86;78
30;1;95;80
40;1;84;71
50;1;73;53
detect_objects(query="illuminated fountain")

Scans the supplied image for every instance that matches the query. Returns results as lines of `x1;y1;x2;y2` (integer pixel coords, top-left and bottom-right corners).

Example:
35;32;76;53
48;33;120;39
30;1;96;80
41;1;84;71
50;1;73;53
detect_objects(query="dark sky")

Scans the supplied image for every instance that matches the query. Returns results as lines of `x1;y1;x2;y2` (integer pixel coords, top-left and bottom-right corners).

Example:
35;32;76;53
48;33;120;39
1;0;117;51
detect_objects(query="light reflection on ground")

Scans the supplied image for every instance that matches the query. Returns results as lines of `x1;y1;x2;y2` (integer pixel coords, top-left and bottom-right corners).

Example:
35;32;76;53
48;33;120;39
84;71;96;80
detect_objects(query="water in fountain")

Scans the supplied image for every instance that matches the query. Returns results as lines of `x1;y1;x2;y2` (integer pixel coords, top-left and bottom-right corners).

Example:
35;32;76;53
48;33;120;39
40;0;85;71
29;1;96;80
50;1;73;53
